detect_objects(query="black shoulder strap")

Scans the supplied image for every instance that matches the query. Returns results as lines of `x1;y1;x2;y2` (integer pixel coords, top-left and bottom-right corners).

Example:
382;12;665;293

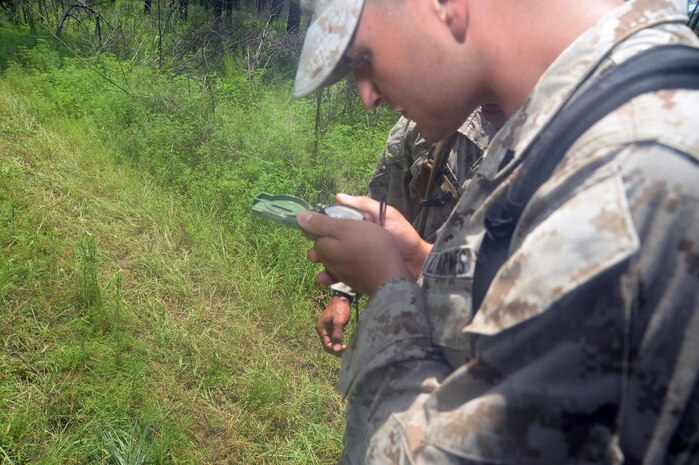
472;44;699;313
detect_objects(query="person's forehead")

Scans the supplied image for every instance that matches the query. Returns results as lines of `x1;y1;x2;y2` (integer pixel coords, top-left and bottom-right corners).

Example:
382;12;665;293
342;3;379;54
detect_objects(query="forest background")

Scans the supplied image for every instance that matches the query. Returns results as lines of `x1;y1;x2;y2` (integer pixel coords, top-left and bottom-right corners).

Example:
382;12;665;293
0;1;399;464
2;1;698;464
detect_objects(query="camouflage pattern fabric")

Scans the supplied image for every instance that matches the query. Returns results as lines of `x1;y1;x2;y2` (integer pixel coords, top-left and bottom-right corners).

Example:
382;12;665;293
293;0;363;97
338;0;699;464
330;111;498;300
368;110;498;242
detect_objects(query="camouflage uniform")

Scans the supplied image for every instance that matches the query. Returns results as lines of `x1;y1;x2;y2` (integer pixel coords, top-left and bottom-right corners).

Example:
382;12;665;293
338;1;699;464
331;111;498;297
368;111;497;242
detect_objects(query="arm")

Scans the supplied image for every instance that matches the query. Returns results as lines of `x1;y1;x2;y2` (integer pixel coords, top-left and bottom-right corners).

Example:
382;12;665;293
315;117;415;356
368;116;418;220
316;282;356;355
316;294;352;356
338;278;453;465
337;162;636;464
315;117;421;356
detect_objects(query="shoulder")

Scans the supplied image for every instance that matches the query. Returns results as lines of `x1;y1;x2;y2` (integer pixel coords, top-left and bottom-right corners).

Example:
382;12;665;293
381;116;419;165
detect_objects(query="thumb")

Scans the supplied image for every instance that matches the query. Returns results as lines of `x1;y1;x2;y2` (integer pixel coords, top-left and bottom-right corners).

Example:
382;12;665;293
297;210;339;238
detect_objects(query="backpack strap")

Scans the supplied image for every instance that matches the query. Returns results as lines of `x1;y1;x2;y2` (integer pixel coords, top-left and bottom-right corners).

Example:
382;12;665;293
416;132;458;237
472;44;699;313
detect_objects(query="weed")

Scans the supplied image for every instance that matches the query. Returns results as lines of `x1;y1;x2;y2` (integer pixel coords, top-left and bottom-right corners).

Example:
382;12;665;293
76;234;103;312
0;12;396;463
96;420;152;465
1;199;16;232
0;444;17;465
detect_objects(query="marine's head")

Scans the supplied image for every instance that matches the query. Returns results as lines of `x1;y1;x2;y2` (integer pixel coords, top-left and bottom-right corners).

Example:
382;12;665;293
291;0;489;142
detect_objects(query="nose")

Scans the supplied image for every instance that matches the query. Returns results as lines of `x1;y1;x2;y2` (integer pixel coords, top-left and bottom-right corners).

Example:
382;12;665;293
356;77;384;109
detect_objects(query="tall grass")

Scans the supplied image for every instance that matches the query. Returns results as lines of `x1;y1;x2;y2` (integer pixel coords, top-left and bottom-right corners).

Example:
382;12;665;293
0;6;397;463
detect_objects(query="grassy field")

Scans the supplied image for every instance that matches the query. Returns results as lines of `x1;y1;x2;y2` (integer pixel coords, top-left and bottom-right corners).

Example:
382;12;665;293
0;6;397;463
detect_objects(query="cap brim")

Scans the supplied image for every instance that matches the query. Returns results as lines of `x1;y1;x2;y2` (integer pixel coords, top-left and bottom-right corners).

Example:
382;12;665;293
292;0;364;98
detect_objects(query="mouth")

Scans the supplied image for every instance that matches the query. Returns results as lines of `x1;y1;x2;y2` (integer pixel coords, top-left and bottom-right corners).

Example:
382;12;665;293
480;104;505;123
481;103;499;113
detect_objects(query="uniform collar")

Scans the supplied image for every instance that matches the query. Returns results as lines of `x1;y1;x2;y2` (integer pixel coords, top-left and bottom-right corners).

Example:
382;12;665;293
480;0;688;181
456;108;500;152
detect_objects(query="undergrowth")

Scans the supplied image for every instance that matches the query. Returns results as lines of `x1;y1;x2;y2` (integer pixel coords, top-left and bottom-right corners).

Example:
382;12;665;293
0;7;397;464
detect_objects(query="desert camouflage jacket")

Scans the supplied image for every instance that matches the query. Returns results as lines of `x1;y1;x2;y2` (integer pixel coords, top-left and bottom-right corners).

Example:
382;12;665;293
368;111;498;242
338;0;699;464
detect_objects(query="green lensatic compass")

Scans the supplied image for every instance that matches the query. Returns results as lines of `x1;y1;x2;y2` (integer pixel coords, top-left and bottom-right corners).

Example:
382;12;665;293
252;193;364;229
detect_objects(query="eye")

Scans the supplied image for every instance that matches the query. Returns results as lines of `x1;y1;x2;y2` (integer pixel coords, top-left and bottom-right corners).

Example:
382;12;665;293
352;53;371;70
342;52;371;71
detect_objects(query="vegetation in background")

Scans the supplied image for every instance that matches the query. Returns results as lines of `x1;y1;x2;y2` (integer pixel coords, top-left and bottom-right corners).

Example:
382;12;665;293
0;1;397;463
1;1;696;464
690;0;699;33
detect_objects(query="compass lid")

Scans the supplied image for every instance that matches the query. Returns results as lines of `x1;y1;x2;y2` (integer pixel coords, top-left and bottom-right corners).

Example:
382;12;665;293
252;193;314;229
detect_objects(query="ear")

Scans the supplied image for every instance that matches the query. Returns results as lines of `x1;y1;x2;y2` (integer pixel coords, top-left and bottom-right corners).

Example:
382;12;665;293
431;0;468;42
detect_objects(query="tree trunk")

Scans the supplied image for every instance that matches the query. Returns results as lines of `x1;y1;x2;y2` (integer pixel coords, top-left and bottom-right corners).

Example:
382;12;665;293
157;0;163;68
270;0;284;22
95;15;101;47
257;0;265;14
690;1;699;32
38;0;46;20
213;0;223;21
224;0;233;18
313;88;323;158
179;0;188;19
286;0;300;33
22;0;34;26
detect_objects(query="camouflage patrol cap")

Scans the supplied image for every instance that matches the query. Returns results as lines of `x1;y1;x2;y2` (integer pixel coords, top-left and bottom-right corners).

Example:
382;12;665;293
292;0;365;97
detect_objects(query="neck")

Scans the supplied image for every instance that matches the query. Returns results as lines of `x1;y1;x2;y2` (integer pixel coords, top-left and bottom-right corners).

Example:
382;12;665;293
476;0;624;118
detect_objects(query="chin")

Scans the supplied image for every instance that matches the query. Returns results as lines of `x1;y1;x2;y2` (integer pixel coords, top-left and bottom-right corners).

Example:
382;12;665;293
416;122;455;144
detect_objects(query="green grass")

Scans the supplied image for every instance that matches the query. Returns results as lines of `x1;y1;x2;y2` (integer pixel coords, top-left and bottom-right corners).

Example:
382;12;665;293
0;49;380;465
0;5;398;460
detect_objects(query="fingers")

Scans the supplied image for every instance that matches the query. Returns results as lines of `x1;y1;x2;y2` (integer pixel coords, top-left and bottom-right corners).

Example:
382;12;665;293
316;320;337;355
307;247;320;263
336;194;380;222
316;270;336;285
316;317;336;355
302;205;406;295
331;316;346;354
308;249;340;285
315;299;350;357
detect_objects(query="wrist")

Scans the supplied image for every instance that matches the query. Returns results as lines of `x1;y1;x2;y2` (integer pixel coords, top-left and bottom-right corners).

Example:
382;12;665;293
367;264;412;297
332;288;355;304
407;241;432;279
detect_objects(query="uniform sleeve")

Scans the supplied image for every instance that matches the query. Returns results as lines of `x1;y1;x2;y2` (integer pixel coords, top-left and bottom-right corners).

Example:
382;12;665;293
613;144;699;465
368;117;419;220
337;278;453;465
338;144;699;465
